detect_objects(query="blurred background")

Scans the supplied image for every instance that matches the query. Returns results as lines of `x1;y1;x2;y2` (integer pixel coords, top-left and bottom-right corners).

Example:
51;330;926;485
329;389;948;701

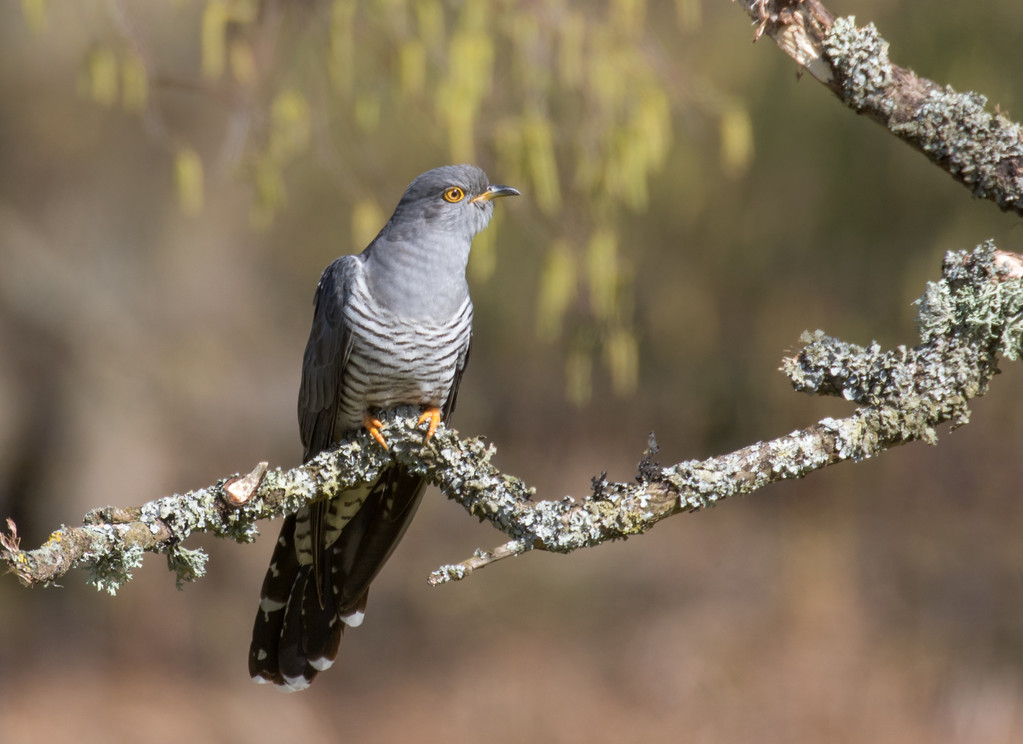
2;1;1023;741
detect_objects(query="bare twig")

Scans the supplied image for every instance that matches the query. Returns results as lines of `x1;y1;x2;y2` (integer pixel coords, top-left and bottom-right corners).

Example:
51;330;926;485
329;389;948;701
737;0;1023;216
429;540;532;586
3;244;1021;593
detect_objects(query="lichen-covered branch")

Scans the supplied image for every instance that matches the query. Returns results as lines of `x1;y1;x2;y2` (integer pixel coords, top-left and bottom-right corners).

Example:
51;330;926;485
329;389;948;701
3;244;1021;593
739;0;1023;215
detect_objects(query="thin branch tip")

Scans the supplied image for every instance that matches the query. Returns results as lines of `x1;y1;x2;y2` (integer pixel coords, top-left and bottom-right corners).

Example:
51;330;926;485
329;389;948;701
429;540;533;586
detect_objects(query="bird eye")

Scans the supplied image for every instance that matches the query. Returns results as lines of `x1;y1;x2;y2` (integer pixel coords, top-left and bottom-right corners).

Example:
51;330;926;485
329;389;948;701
442;186;465;203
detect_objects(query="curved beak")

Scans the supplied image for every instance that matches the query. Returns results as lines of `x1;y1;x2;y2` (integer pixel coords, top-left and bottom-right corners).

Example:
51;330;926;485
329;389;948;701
471;184;520;203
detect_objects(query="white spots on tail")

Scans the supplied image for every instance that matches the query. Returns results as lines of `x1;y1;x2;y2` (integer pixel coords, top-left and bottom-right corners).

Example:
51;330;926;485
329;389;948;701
309;656;335;671
342;609;365;628
259;597;286;613
281;675;312;693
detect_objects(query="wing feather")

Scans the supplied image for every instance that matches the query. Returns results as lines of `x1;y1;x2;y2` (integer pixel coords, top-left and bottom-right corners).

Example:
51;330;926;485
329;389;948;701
297;255;359;463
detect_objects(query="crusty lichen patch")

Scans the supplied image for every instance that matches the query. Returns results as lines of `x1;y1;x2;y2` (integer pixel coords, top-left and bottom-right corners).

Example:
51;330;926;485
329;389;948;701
822;18;1023;211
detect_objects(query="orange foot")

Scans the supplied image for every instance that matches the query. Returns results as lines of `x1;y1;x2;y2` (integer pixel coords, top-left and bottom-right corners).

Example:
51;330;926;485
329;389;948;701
363;412;389;450
417;407;442;444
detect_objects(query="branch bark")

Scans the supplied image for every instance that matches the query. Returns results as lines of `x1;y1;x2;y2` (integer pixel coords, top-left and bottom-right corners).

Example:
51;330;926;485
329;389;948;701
4;244;1022;593
739;0;1023;216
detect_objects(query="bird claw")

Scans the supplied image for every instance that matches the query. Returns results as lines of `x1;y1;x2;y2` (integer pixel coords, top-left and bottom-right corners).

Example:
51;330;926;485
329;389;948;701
363;413;389;450
416;407;442;444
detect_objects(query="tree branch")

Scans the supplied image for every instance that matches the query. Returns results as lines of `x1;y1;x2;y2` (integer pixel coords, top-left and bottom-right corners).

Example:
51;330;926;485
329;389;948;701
3;244;1022;592
739;0;1023;216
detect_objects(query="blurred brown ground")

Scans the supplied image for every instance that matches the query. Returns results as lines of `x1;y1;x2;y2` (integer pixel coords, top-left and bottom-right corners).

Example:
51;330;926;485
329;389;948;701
2;2;1023;742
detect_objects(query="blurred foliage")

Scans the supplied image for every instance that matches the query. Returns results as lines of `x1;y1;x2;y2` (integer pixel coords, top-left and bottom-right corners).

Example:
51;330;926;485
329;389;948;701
19;0;47;36
6;2;1023;740
175;145;205;216
719;103;753;178
29;0;752;405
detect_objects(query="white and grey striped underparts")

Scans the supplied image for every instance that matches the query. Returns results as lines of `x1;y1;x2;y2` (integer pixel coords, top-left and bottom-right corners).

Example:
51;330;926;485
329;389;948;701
336;279;472;432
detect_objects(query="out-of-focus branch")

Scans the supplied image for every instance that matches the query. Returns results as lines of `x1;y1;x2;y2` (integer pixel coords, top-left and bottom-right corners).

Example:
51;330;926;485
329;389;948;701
739;0;1023;216
3;244;1021;592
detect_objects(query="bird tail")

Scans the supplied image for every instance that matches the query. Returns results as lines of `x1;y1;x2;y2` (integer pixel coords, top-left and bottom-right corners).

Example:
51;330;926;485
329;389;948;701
248;471;427;691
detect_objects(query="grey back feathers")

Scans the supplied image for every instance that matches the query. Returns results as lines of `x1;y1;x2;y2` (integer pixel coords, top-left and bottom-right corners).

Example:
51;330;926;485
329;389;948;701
249;164;518;691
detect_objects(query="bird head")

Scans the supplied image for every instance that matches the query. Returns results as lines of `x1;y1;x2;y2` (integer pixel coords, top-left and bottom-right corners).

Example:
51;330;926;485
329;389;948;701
389;164;520;242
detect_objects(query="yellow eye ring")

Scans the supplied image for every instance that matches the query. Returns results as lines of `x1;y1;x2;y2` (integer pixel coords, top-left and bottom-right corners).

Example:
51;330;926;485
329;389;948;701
442;186;465;203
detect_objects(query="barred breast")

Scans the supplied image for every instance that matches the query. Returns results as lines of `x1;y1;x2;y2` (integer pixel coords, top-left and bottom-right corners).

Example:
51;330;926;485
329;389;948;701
335;270;472;434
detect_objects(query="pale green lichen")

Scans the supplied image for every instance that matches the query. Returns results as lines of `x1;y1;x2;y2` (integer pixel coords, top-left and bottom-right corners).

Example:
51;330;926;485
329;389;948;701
919;242;1023;361
787;243;1021;454
909;90;1023;204
166;544;209;589
431;563;469;582
821;17;895;116
86;541;145;596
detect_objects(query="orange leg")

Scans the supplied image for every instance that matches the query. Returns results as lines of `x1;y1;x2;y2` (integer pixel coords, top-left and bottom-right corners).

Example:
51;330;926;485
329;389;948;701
417;407;442;444
363;412;389;450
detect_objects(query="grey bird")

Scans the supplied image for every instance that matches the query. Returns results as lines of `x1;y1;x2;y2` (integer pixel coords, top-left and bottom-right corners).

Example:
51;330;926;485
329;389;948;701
249;164;518;691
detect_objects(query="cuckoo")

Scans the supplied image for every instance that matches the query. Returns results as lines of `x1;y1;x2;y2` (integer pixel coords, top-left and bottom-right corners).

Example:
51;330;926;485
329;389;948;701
249;164;518;690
